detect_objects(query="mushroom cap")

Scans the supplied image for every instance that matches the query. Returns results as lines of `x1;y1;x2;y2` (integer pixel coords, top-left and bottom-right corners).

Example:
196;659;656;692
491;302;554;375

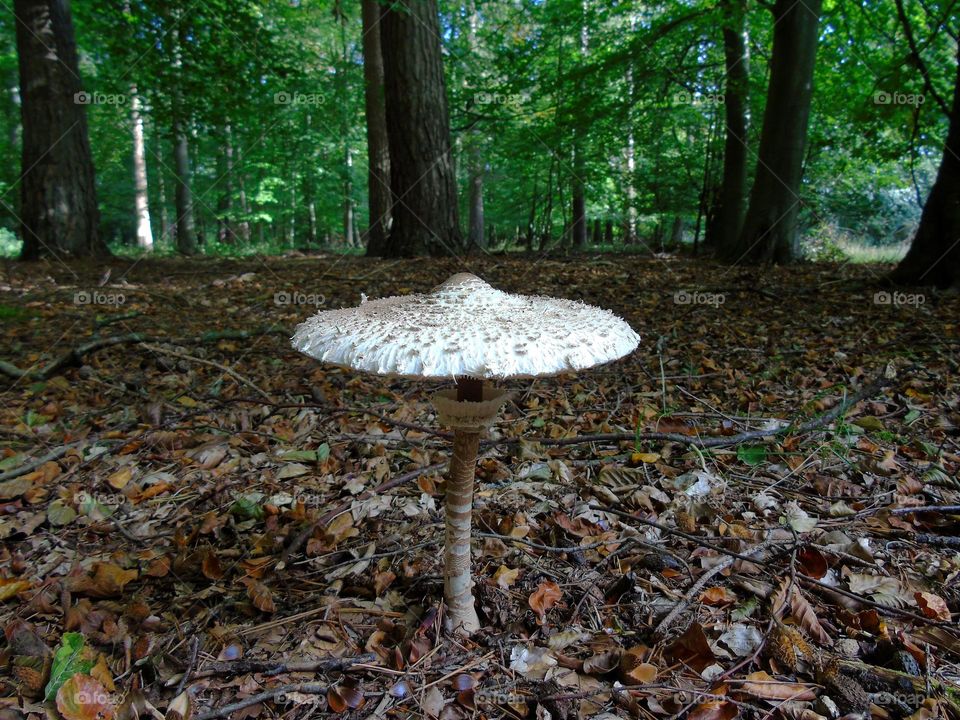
291;273;639;379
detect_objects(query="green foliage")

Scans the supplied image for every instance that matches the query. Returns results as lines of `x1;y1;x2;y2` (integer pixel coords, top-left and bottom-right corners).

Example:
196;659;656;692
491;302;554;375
0;0;953;256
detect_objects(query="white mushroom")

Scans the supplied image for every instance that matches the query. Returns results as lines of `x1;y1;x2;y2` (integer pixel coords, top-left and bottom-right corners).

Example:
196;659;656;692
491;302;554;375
292;273;639;635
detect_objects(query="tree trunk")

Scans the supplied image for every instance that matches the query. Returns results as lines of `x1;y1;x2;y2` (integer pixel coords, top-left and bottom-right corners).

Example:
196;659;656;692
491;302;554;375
709;0;748;255
571;148;587;250
377;0;462;257
170;17;196;256
15;0;105;259
130;86;153;250
172;115;196;255
592;218;601;246
216;123;234;244
890;43;960;288
468;149;484;250
729;0;821;264
361;0;391;255
605;219;613;245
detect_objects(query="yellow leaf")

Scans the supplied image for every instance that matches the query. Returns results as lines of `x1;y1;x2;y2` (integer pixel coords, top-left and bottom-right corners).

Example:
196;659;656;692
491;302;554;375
631;452;660;464
106;466;133;490
0;578;30;601
493;565;521;589
177;396;198;407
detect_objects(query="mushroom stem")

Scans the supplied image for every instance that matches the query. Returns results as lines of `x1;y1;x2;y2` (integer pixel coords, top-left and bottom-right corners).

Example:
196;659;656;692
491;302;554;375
444;426;482;635
456;377;483;402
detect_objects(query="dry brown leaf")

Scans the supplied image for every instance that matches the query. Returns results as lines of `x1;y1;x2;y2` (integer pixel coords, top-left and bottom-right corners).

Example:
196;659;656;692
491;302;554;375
701;586;738;605
739;670;816;701
790;587;833;646
914;592;951;621
242;579;276;613
56;674;114;720
528;580;562;623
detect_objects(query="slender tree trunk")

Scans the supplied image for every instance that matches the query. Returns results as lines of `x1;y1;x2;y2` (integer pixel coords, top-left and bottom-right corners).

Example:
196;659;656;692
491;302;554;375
155;127;169;243
15;0;105;259
623;12;638;245
466;1;485;251
710;0;748;255
217;123;234;244
890;43;960;288
130;86;153;250
172;115;196;255
730;0;822;264
361;0;391;255
170;18;196;256
236;147;250;243
378;0;463;256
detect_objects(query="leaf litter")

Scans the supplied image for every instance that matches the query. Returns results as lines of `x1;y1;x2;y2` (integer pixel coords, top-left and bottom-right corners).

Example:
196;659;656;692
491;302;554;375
0;255;959;719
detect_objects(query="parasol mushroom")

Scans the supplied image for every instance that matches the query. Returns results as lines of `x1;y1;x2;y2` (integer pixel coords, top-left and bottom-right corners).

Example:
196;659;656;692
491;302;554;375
292;273;638;635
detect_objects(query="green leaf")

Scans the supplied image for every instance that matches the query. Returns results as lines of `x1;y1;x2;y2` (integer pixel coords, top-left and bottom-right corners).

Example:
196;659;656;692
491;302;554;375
230;495;265;520
44;632;94;701
315;442;330;461
737;446;767;466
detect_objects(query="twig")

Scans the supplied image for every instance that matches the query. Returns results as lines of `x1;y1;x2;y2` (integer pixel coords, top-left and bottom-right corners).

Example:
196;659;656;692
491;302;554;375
192;652;375;680
891;505;960;515
913;533;960;548
196;681;328;720
141;343;273;402
474;532;616;553
176;636;201;694
0;443;76;481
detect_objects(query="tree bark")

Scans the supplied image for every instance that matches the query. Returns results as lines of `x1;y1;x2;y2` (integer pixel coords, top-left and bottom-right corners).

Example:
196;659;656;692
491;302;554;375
216;123;235;244
890;43;960;288
377;0;462;257
170;18;196;256
130;86;153;250
172;115;196;255
15;0;105;259
709;0;748;256
728;0;821;264
361;0;391;255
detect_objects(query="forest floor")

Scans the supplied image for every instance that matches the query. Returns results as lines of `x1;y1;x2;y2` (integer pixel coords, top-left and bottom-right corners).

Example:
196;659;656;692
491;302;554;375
0;254;959;720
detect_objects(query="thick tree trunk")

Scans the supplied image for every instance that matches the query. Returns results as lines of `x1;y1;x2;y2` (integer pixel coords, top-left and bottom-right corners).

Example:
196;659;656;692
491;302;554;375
377;0;462;257
891;44;960;288
130;86;153;250
710;0;748;255
571;171;587;249
729;0;821;264
361;0;391;254
15;0;105;259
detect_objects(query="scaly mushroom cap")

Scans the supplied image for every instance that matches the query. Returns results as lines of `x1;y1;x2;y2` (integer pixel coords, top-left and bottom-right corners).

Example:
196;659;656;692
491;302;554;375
292;273;639;379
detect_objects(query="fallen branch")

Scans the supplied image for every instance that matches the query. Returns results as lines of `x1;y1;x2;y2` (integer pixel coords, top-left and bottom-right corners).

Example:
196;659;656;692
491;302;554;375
192;652;375;680
0;327;290;381
196;681;328;720
0;443;76;482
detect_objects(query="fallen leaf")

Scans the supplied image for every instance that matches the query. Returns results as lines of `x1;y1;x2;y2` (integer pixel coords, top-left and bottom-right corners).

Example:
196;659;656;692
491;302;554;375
56;674;114;720
528;580;562;623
